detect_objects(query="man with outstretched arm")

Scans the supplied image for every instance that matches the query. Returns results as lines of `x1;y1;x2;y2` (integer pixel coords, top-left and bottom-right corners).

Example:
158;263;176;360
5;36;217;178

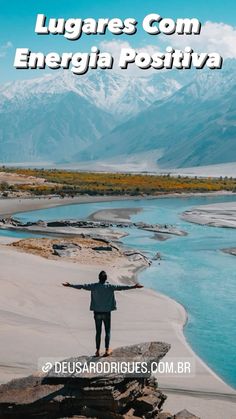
62;270;143;357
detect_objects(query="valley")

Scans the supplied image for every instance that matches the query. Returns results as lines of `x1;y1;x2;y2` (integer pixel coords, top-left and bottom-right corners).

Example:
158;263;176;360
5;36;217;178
0;61;236;171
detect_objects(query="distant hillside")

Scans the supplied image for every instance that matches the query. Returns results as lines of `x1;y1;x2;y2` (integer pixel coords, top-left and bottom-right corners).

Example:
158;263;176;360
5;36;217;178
0;71;181;163
78;62;236;169
0;91;117;163
1;63;236;167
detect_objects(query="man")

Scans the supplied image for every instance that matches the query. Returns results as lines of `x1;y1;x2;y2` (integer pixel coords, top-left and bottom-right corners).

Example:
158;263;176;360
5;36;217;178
62;271;143;357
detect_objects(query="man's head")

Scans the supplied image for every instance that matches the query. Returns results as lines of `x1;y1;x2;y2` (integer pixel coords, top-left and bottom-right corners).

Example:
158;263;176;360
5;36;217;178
99;270;107;284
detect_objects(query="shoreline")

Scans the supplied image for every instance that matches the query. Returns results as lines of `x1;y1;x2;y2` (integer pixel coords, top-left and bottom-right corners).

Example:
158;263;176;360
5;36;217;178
182;201;236;228
89;207;142;223
0;195;236;418
0;238;235;394
0;190;235;218
1;244;235;419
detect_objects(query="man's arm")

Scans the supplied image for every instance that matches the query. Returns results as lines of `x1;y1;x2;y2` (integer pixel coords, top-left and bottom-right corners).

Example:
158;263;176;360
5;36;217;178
62;282;93;290
112;284;143;291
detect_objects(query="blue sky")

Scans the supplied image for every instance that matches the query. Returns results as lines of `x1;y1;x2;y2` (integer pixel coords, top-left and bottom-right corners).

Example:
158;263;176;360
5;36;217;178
0;0;236;83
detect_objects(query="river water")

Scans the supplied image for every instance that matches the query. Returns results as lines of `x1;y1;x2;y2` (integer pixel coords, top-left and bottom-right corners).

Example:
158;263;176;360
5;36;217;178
7;194;236;388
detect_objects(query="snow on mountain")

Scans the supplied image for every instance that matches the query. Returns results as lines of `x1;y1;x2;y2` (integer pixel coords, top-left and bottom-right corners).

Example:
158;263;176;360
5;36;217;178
0;71;181;120
0;91;117;163
3;63;235;167
0;70;183;163
78;62;236;169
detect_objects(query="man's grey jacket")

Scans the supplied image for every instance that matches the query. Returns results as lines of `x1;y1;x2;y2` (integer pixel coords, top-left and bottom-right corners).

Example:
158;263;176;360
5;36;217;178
71;282;136;312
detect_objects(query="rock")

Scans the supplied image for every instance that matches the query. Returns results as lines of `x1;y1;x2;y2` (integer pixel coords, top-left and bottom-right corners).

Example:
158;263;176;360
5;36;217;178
48;220;73;227
222;247;236;256
157;413;172;419
92;246;113;251
93;239;121;252
34;220;47;227
132;392;166;416
172;409;200;419
52;242;81;257
0;217;188;240
124;251;151;266
47;220;113;229
0;342;170;419
8;217;22;227
124;408;140;417
134;222;187;237
153;234;170;242
153;252;162;261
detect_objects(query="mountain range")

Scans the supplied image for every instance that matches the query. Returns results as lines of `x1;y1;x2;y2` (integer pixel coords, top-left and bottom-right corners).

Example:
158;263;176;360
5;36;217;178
0;71;181;164
80;64;236;169
0;63;235;168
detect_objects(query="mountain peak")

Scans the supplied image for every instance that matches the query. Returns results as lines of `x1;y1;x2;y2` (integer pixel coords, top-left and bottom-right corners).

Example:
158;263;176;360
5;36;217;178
0;70;182;119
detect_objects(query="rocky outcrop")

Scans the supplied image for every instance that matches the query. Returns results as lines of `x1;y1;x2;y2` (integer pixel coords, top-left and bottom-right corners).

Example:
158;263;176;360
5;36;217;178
0;342;168;419
134;222;187;237
123;250;152;266
156;411;200;419
0;342;200;419
0;217;187;238
92;245;113;252
52;242;82;257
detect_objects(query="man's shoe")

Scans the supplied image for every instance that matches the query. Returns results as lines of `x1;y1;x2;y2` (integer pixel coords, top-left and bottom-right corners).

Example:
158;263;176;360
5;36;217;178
95;350;100;357
103;348;113;357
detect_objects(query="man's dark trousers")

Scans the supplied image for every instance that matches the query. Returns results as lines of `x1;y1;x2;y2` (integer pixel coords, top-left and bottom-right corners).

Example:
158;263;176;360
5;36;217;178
94;312;111;351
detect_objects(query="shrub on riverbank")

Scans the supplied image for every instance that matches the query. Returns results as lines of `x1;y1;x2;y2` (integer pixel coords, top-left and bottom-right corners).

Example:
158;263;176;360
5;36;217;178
1;167;236;197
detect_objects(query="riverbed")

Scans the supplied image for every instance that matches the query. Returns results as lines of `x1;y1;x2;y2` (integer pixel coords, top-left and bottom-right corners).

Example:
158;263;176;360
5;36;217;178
6;194;236;388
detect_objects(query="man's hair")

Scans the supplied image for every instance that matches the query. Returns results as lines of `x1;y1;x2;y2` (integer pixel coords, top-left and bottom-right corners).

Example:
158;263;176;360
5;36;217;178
99;271;107;284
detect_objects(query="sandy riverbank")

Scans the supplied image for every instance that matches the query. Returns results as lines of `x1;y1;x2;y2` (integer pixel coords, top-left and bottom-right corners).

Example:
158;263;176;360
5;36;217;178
0;242;235;418
89;207;142;223
0;195;143;218
182;201;236;228
0;196;236;418
0;191;234;218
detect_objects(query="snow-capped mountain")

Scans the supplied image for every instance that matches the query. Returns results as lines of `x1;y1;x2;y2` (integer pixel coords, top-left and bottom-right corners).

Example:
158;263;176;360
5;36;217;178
0;71;181;121
0;70;182;163
78;61;236;168
1;63;235;167
0;91;117;163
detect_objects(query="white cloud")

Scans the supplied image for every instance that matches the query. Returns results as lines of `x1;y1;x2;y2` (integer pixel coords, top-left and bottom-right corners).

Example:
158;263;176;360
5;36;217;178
91;22;236;77
99;40;160;75
99;40;136;75
160;21;236;58
0;41;13;58
99;40;131;62
100;40;160;56
100;21;236;66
